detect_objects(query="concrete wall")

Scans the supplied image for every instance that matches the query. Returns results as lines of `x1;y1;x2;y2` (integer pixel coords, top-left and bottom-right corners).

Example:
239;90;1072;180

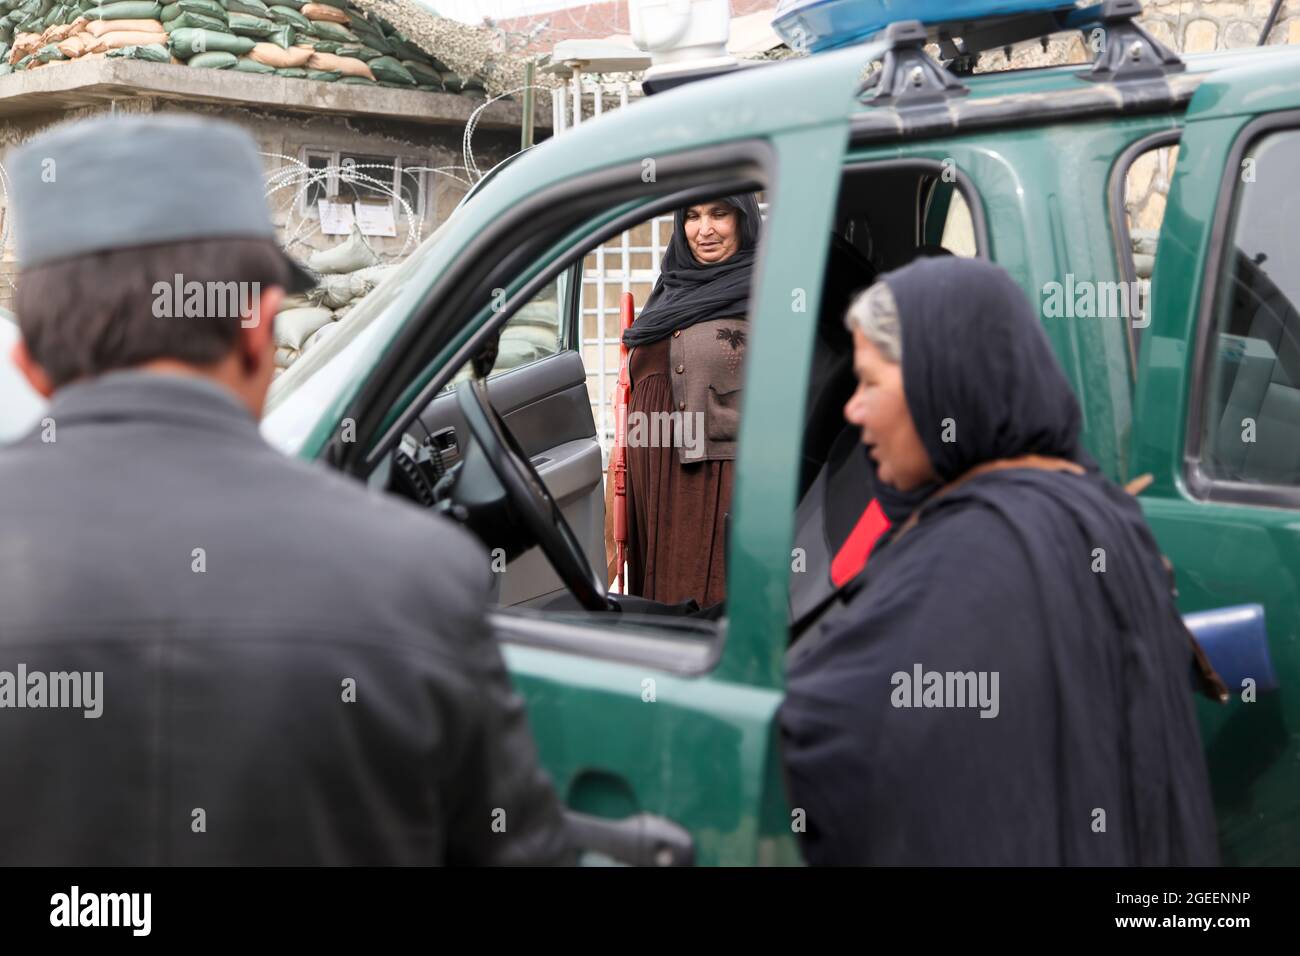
0;94;521;308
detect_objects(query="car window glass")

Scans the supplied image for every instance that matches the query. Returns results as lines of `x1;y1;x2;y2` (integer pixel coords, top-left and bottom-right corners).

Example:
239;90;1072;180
1200;130;1300;487
442;272;569;392
939;188;978;257
1121;140;1178;354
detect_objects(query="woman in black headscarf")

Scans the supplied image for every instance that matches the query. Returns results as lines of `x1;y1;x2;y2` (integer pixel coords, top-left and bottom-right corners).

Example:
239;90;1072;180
608;194;762;607
780;256;1219;865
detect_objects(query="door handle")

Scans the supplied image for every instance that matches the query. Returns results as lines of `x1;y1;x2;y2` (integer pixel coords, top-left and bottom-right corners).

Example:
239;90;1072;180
564;810;695;866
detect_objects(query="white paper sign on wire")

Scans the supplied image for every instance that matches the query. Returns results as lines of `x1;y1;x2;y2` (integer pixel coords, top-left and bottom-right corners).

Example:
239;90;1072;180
355;201;397;237
318;200;356;236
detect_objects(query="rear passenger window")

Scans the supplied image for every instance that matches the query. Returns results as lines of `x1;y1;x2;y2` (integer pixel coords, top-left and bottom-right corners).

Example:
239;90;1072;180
1116;137;1178;363
1200;130;1300;486
936;187;978;258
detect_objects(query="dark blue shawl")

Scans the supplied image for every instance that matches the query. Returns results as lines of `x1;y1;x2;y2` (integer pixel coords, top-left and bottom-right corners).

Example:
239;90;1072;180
780;257;1218;865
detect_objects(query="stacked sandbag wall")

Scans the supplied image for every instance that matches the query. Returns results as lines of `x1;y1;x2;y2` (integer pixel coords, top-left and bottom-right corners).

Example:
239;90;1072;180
272;225;394;378
0;0;485;91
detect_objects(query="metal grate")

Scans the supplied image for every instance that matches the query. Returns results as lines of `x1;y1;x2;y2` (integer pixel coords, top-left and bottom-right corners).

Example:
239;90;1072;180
554;75;767;464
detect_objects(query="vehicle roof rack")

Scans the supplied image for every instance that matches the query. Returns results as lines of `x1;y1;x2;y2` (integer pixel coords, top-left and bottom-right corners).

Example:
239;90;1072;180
859;20;969;106
857;1;1183;108
1080;0;1184;83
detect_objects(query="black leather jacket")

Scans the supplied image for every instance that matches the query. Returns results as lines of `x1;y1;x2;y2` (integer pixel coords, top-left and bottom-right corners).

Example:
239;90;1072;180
0;373;574;866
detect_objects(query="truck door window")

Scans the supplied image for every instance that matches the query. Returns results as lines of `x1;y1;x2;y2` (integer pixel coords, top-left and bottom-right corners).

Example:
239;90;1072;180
1113;133;1179;370
443;272;570;391
1199;129;1300;487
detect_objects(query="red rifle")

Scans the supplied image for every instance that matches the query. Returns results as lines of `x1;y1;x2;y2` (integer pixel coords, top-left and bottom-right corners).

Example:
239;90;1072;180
612;292;634;593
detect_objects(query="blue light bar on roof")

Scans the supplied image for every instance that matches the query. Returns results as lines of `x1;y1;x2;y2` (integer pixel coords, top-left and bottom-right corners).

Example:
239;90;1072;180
773;0;1082;53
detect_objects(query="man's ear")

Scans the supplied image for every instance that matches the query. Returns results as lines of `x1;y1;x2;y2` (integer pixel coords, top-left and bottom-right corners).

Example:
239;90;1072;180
237;284;285;371
11;338;54;398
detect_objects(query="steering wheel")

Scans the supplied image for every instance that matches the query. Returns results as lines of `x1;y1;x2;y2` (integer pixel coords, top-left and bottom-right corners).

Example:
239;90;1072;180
456;377;611;611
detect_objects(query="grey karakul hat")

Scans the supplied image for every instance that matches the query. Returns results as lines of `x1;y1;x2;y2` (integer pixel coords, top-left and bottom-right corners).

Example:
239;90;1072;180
7;113;316;293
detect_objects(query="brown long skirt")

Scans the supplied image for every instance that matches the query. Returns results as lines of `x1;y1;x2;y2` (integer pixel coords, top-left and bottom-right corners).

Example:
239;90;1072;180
624;337;733;607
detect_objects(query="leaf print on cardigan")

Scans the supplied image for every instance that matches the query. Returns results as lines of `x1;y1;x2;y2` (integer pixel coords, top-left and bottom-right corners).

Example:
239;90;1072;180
716;326;746;373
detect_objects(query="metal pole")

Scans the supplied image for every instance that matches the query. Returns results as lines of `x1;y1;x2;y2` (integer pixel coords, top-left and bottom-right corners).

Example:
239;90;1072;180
572;65;582;127
1259;0;1285;45
521;60;536;150
553;85;566;134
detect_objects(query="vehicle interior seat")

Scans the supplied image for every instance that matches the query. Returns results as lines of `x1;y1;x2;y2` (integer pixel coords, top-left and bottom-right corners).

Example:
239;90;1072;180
1213;250;1300;483
800;232;877;496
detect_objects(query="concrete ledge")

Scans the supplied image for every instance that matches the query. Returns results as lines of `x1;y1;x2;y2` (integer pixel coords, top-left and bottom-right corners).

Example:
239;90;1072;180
0;57;549;131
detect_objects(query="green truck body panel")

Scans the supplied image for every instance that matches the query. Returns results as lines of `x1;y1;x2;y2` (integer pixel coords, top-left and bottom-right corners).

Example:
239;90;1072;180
279;41;1300;864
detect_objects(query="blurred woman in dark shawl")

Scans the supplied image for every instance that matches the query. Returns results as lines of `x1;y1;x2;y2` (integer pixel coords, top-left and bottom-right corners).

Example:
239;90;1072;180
780;256;1218;865
607;194;762;606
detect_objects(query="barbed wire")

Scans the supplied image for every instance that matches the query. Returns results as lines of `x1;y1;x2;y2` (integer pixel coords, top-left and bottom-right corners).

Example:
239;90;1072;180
0;76;552;294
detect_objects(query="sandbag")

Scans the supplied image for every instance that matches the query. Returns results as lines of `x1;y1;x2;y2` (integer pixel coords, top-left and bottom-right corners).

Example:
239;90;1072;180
187;48;234;67
273;345;297;368
265;4;306;30
400;58;439;86
33;41;63;60
87;0;161;18
274;306;332;349
86;15;160;34
39;15;89;42
271;63;304;76
305;49;369;78
225;0;269;14
387;32;430;64
169;27;253;56
366;54;412;85
299;2;344;22
166;9;225;30
311;272;355;309
347;263;395;298
346;23;390;54
56;33;90;54
9;30;40;59
305;18;352;42
89;28;172;49
260;22;289;46
232;52;272;71
337;74;373;85
247;38;307;65
306;228;378;275
159;0;224;23
338;42;379;60
104;39;167;59
304;67;336;80
227;11;275;36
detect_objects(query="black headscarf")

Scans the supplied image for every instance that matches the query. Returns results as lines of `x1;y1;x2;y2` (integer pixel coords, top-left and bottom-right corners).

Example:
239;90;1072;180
621;193;762;348
780;257;1219;865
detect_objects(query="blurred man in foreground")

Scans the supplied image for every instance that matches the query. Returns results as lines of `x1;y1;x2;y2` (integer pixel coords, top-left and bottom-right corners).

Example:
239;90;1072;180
0;114;572;865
